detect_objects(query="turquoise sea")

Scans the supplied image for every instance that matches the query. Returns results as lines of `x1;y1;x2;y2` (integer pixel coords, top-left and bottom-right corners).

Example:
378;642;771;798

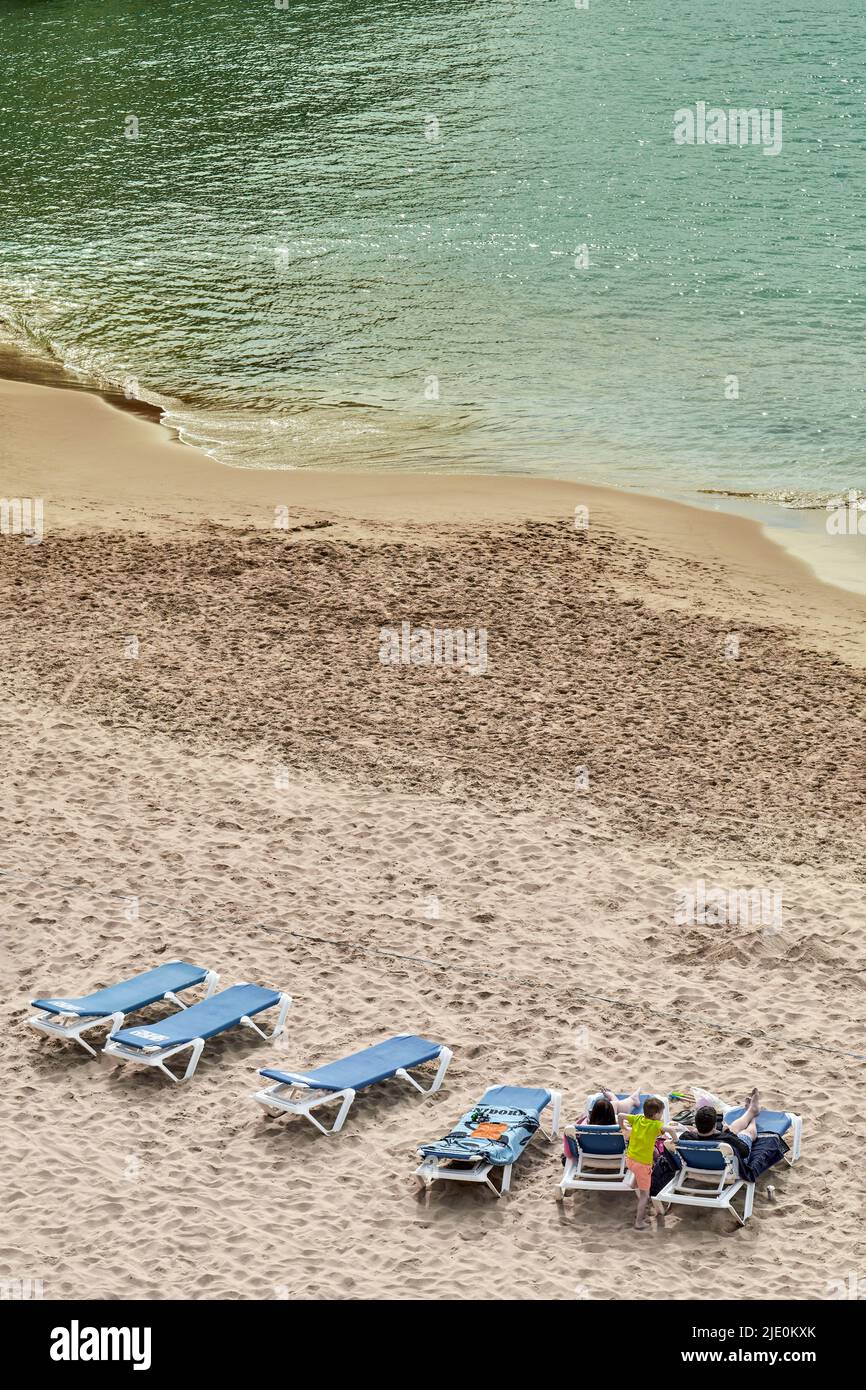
0;0;863;507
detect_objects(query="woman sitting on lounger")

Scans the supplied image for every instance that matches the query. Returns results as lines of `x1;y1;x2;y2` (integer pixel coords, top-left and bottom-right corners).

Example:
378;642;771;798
578;1085;643;1126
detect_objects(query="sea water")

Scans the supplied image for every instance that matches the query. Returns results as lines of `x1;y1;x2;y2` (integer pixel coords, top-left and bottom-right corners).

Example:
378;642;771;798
0;0;863;532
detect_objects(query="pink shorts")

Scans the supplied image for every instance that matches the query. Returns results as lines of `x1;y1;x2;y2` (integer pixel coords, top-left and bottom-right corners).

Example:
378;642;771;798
626;1156;653;1191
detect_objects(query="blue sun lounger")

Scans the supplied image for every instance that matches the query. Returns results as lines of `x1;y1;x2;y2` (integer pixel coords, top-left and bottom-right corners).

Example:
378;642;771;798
254;1033;453;1134
656;1101;802;1225
29;960;219;1056
415;1084;562;1197
656;1140;757;1225
559;1125;633;1196
102;982;291;1082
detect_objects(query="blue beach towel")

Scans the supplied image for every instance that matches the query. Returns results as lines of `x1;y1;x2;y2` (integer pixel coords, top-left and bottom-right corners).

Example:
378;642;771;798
419;1085;551;1166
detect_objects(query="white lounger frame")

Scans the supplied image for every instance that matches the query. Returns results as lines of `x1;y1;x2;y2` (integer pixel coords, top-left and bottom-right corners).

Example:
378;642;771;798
656;1143;755;1226
558;1124;634;1197
102;986;292;1083
28;965;220;1057
782;1112;803;1164
415;1089;562;1199
253;1038;454;1135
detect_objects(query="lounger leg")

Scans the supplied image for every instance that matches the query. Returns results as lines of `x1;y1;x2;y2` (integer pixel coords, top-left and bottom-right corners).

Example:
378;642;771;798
788;1113;802;1164
241;993;293;1041
301;1089;356;1135
549;1089;562;1137
32;1009;125;1057
258;1086;359;1135
731;1196;747;1227
149;1039;204;1083
396;1046;453;1096
274;993;292;1036
76;1031;100;1059
500;1164;513;1195
538;1089;562;1140
80;1010;126;1057
180;1038;205;1082
559;1157;579;1195
287;1089;357;1135
742;1183;755;1223
163;971;219;1010
102;1035;205;1083
73;1013;117;1056
329;1089;357;1134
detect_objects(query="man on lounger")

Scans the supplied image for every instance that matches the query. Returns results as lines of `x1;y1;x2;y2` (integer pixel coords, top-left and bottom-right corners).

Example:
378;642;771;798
675;1087;763;1161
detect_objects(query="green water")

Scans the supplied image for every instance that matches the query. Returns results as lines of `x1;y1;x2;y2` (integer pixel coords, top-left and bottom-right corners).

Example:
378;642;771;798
0;0;863;501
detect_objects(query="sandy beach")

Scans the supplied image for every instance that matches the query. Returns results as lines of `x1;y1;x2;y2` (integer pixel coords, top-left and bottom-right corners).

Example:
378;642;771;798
2;377;864;1301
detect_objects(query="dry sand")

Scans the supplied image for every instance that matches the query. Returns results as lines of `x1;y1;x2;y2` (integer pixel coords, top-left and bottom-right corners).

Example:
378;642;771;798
1;377;864;1301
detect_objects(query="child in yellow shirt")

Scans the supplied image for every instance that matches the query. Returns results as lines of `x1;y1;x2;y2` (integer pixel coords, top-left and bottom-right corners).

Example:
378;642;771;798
618;1096;678;1229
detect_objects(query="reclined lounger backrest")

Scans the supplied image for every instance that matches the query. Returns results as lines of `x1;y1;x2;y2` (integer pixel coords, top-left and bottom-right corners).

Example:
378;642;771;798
677;1140;735;1172
567;1124;625;1158
480;1085;551;1113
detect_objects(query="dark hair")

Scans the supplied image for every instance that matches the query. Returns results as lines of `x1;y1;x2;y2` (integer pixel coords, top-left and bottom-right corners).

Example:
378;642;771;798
643;1096;664;1119
695;1105;718;1135
588;1096;616;1125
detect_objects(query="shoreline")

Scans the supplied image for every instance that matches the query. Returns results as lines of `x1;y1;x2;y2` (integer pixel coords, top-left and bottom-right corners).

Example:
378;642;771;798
2;374;865;670
0;345;167;429
1;347;863;603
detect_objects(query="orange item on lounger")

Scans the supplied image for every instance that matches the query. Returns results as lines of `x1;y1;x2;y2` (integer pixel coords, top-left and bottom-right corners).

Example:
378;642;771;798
470;1121;509;1141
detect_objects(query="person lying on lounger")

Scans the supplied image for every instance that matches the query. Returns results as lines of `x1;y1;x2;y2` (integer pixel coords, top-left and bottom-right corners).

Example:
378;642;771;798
578;1085;643;1125
675;1087;762;1162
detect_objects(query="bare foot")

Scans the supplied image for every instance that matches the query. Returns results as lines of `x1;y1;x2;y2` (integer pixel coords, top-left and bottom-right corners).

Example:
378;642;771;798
634;1222;649;1231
